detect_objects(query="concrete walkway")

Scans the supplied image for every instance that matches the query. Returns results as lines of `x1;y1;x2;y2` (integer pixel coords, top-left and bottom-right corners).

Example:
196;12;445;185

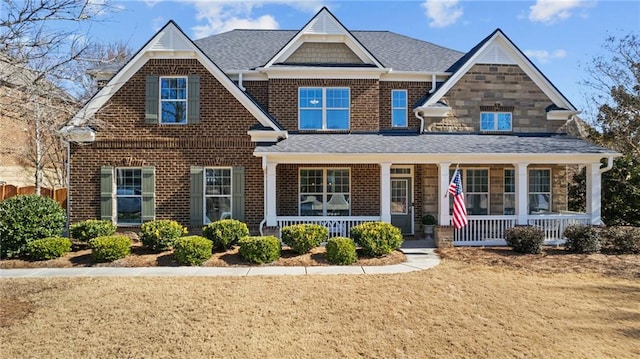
0;240;439;278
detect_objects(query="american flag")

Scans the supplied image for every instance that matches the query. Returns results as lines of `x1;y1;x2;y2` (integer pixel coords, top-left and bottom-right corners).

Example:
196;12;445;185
448;169;468;229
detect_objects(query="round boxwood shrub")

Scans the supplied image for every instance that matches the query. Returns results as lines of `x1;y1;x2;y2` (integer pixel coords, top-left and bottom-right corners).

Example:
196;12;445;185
604;226;640;254
89;235;131;262
0;194;66;259
504;226;545;254
26;237;72;260
69;219;117;243
281;223;328;254
563;224;601;253
174;236;213;266
325;237;357;265
350;222;403;257
238;236;280;264
202;219;249;250
140;220;186;251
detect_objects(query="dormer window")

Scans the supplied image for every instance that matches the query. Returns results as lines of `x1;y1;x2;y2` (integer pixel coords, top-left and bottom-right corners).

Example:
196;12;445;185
160;77;187;124
480;112;512;131
299;87;350;130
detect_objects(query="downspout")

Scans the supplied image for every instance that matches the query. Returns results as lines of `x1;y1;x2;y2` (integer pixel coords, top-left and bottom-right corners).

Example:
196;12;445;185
238;71;246;91
415;74;438;134
259;156;267;236
65;140;71;235
600;156;614;174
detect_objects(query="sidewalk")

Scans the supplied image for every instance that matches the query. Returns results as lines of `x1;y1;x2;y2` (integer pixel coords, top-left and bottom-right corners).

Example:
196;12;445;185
0;240;439;278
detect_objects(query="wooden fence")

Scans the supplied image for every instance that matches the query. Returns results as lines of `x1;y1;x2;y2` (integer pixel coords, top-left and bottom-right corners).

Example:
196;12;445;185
0;184;67;209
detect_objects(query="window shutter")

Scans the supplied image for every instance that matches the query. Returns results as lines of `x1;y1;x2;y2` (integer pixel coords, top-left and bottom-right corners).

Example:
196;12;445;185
190;166;204;226
187;75;200;124
232;166;245;221
100;166;114;222
145;75;159;123
141;167;155;222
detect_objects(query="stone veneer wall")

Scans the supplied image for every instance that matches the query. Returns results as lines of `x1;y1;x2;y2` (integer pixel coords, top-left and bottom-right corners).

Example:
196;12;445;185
284;43;364;64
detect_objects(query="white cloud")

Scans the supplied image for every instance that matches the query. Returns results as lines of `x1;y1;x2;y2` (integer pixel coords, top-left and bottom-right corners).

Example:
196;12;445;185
152;16;166;32
524;49;568;63
528;0;589;24
421;0;463;28
185;1;324;38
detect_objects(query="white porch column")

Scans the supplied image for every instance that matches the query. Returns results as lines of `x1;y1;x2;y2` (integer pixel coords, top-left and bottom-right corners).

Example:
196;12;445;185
437;162;451;226
515;162;529;225
586;162;602;225
380;162;392;223
265;161;277;226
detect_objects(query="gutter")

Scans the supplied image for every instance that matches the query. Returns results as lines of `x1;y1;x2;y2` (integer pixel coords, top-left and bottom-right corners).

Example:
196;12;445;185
415;74;438;134
600;156;615;174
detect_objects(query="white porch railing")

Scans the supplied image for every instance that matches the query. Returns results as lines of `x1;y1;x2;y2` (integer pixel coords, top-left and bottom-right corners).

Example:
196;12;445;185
273;216;381;238
453;213;591;246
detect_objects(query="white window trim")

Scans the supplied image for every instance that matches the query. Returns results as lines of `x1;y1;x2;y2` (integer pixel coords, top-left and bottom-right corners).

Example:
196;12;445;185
115;167;143;226
299;167;351;216
450;167;490;216
159;76;188;125
480;111;512;131
528;168;552;214
390;165;413;177
298;87;350;130
203;167;232;224
391;89;408;128
504;168;515;215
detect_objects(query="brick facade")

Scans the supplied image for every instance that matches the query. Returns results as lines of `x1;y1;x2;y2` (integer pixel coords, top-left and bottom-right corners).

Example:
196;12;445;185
379;81;432;131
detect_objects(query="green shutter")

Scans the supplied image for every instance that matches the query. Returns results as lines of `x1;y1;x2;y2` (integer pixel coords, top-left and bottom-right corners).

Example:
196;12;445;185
190;166;204;226
141;167;155;222
100;166;114;222
232;166;245;221
145;75;159;123
187;75;200;124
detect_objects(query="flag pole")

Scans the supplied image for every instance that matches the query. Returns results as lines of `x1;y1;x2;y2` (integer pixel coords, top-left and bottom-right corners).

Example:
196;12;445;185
443;163;460;198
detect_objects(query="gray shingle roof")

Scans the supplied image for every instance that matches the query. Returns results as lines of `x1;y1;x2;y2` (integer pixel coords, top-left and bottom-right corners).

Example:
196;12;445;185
194;30;464;72
255;133;618;155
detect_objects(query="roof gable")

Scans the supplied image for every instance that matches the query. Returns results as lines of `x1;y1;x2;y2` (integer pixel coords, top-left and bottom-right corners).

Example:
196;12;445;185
262;7;384;68
67;21;284;135
416;29;576;112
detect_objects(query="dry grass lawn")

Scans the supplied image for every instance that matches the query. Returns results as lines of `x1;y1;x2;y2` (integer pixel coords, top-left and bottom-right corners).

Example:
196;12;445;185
1;248;639;358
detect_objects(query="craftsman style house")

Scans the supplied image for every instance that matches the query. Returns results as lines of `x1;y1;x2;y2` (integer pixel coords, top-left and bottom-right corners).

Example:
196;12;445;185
61;8;618;246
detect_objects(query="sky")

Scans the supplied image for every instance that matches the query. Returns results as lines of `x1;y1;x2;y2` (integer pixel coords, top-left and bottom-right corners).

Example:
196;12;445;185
79;0;639;117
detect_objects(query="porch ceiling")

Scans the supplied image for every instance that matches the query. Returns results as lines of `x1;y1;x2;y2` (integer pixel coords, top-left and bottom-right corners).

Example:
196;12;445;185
255;133;618;159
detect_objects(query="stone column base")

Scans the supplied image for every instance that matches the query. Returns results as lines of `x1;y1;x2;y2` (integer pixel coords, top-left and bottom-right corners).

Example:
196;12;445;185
435;225;454;248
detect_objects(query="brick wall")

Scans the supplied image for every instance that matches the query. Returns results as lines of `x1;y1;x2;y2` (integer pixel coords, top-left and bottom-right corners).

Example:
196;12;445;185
276;164;380;216
379;81;432;131
243;80;269;110
426;64;565;133
268;79;379;132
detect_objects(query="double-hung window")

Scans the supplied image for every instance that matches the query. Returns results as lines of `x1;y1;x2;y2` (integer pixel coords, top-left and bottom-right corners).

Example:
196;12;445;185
480;112;512;131
299;87;350;130
115;168;142;225
504;169;515;215
529;169;551;213
204;168;232;224
391;90;407;127
300;168;350;216
449;169;489;215
160;77;188;124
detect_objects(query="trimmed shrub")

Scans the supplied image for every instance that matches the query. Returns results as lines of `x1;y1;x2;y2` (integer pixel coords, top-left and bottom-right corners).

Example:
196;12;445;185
174;236;213;266
202;219;249;250
0;194;66;259
238;236;280;264
563;225;601;253
604;226;640;254
325;237;357;265
281;224;328;254
26;237;72;260
89;235;131;262
350;222;403;257
69;219;117;242
504;226;545;254
140;220;186;251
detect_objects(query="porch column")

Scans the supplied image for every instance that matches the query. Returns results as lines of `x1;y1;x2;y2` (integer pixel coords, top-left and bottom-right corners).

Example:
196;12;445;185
585;162;602;225
265;161;277;226
380;162;392;223
437;162;451;226
515;162;529;225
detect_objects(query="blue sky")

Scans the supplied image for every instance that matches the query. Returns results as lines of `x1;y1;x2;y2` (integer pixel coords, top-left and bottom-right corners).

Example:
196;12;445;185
82;0;639;117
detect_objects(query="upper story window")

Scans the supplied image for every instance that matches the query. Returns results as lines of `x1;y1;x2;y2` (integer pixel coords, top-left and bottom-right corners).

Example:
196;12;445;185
480;112;512;131
391;90;407;127
160;77;187;124
299;87;350;130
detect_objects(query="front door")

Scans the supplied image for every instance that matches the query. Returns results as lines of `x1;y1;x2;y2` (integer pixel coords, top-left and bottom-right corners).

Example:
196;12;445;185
390;178;412;234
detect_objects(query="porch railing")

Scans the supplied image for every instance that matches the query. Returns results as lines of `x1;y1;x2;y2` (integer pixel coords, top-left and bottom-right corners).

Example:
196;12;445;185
274;216;381;238
527;214;591;242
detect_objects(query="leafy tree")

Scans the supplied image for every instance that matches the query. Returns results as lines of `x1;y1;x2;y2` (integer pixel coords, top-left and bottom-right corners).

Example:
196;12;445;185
570;33;640;226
